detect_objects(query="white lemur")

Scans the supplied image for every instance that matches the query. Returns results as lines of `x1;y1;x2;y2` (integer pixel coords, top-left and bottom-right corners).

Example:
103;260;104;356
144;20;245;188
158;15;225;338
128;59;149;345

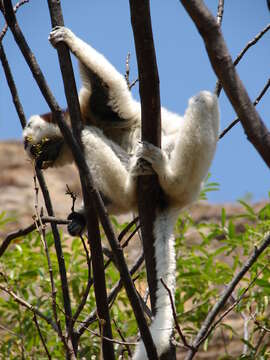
23;26;220;359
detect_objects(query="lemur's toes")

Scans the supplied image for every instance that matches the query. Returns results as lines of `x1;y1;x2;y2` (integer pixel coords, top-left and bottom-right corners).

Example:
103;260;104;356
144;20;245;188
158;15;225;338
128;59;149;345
67;212;86;236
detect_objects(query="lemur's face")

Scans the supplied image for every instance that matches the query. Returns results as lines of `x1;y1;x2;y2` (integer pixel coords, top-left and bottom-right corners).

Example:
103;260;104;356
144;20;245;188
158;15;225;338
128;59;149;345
23;115;64;169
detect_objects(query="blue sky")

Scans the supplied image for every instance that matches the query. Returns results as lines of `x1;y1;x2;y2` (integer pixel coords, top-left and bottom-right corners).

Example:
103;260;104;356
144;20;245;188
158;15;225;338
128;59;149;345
1;1;269;203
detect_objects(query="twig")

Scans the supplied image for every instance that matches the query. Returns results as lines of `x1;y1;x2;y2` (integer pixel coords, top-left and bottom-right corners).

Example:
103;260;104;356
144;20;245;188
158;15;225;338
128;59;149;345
83;325;137;347
113;319;132;357
184;231;270;360
76;252;145;337
124;52;138;91
0;43;26;128
65;185;77;213
0;284;58;332
125;52;131;88
33;314;52;360
216;0;224;26
71;235;92;329
35;166;75;357
118;217;139;243
0;216;70;258
0;0;29;41
215;23;270;96
160;278;192;350
219;78;270;139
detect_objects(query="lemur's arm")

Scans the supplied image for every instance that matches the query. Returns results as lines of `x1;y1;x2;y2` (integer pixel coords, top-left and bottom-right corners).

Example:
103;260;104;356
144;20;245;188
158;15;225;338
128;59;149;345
49;26;139;126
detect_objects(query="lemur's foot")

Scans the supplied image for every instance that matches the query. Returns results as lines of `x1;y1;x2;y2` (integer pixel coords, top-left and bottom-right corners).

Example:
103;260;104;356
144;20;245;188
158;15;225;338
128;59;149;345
49;26;72;47
130;142;166;176
67;212;86;236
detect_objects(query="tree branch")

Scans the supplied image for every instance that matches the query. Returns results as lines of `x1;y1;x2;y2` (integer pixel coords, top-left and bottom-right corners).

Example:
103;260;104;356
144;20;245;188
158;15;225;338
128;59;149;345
180;0;270;168
45;2;115;357
219;78;270;139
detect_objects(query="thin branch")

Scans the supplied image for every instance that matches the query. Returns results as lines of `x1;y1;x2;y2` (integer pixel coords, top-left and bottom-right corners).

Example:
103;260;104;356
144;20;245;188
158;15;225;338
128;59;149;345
196;265;267;348
180;0;270;168
0;43;26;128
71;235;92;329
76;252;145;337
160;278;192;350
184;231;270;360
215;22;270;96
216;0;224;26
113;319;133;357
219;78;270;139
33;314;52;360
0;216;69;258
0;284;58;332
35;166;75;359
0;0;29;41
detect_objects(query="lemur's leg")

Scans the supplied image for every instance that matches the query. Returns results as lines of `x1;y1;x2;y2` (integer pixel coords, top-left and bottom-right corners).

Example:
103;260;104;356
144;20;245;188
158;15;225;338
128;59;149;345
67;126;137;235
132;91;220;206
49;26;139;124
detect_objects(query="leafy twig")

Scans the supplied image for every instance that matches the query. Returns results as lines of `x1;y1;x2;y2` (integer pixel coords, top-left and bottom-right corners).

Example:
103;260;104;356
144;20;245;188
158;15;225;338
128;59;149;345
184;231;270;360
0;284;58;332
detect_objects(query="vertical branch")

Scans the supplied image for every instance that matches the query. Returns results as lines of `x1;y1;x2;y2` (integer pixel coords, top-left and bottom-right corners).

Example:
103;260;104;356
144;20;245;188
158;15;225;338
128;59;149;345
129;1;174;359
46;2;115;359
129;0;161;315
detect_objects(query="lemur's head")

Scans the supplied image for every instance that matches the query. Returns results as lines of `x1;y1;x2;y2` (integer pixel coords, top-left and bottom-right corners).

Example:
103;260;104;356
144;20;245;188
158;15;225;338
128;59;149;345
23;114;64;169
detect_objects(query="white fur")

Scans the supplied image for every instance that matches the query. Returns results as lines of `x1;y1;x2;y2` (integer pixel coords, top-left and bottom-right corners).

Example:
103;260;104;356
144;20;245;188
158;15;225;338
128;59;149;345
23;27;220;359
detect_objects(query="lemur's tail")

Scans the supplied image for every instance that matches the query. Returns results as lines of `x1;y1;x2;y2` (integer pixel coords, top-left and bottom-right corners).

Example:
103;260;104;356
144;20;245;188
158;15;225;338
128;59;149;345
133;209;178;360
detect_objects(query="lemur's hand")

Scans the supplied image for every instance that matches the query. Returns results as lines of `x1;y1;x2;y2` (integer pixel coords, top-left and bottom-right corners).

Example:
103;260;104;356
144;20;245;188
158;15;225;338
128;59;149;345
49;26;73;48
67;212;86;236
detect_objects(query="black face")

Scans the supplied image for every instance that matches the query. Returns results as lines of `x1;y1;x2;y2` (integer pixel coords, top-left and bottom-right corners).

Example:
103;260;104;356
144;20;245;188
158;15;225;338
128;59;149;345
25;137;64;169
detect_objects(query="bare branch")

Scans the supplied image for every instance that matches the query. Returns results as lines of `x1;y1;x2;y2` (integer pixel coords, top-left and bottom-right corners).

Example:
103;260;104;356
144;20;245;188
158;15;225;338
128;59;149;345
71;235;92;329
180;0;270;168
160;278;192;350
113;319;133;357
219;78;270;139
0;0;29;41
0;43;26;128
76;252;145;337
215;23;270;96
0;284;58;332
216;0;224;26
